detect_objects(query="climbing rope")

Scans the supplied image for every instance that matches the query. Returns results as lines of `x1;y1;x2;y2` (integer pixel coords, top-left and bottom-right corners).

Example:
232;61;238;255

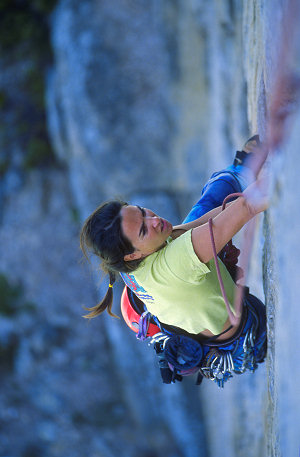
208;193;244;326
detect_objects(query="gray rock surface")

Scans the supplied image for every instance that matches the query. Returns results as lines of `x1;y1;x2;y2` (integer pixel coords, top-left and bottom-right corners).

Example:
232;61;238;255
1;0;300;456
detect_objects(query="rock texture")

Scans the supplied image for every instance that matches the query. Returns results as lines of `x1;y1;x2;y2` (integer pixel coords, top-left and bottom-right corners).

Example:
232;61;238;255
0;0;299;456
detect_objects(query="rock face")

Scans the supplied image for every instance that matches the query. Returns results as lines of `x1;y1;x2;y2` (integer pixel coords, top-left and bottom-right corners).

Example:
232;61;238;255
0;0;299;456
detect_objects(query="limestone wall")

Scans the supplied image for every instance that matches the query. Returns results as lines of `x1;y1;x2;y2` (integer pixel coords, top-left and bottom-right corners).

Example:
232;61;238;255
0;1;299;456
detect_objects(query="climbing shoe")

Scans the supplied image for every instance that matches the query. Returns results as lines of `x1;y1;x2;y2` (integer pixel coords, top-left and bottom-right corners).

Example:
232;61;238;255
233;134;261;167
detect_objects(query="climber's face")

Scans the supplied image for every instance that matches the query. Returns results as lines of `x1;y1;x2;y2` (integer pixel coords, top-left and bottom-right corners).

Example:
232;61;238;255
121;205;173;261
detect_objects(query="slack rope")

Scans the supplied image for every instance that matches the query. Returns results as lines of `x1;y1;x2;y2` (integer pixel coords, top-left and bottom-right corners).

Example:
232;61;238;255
208;193;244;326
209;216;240;326
209;192;257;326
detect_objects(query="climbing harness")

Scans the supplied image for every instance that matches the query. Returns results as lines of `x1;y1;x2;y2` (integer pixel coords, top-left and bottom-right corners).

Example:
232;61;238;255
121;284;267;387
199;295;267;387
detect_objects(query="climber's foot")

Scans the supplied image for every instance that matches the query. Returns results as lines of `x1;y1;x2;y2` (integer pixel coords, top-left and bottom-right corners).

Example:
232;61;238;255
233;134;261;167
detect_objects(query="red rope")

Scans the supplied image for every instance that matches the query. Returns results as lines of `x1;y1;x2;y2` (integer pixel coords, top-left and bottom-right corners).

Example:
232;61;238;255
221;193;244;211
209;217;240;326
208;192;244;326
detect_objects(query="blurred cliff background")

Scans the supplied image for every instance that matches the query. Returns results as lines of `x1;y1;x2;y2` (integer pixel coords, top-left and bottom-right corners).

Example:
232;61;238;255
0;0;299;456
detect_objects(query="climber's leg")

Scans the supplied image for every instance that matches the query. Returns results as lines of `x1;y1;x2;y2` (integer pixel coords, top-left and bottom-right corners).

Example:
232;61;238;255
182;135;261;223
182;164;254;223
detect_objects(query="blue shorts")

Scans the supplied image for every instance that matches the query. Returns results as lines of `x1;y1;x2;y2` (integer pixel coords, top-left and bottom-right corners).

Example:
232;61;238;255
183;164;254;223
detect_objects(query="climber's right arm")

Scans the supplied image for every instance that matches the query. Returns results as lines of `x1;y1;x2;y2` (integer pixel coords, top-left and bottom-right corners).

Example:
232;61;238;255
190;180;268;264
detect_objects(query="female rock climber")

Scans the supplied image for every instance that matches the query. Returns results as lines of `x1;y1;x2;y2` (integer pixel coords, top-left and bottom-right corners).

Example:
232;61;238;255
80;135;268;386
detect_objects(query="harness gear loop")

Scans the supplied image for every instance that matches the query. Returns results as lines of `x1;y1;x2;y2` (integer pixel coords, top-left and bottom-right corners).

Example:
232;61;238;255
137;311;152;341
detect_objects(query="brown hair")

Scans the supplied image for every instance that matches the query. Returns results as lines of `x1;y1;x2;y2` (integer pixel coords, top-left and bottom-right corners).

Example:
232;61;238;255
80;200;143;319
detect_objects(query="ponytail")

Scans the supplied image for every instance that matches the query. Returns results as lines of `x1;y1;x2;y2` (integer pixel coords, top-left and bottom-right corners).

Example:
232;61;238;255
80;199;143;320
83;271;119;319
